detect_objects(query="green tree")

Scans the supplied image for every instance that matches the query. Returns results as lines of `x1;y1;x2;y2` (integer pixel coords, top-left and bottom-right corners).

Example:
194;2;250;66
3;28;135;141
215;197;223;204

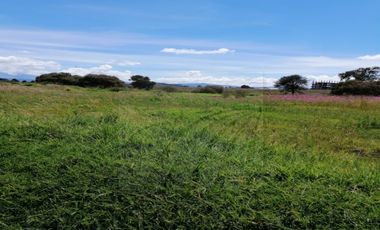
36;72;81;85
130;75;156;90
79;74;125;88
332;67;380;96
274;75;308;95
339;67;380;81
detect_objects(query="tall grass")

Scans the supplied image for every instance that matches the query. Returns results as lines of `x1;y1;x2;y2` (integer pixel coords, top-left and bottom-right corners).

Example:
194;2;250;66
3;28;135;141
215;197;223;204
0;83;379;228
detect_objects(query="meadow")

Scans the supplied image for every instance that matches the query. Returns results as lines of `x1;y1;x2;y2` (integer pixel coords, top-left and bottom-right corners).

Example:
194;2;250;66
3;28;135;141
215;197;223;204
0;83;379;229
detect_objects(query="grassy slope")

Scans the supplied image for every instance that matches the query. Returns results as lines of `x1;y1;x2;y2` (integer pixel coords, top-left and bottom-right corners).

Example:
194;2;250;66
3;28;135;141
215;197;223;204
0;83;379;229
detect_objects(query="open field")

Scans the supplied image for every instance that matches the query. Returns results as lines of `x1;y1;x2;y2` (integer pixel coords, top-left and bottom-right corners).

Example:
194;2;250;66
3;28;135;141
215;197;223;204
0;83;379;228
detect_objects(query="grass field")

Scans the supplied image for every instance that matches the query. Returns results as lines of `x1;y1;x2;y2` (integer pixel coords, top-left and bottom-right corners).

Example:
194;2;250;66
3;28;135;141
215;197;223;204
0;83;379;229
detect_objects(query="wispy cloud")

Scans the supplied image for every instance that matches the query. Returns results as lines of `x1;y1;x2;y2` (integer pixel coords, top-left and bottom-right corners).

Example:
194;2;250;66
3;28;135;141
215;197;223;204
161;48;234;55
358;54;380;61
0;28;240;51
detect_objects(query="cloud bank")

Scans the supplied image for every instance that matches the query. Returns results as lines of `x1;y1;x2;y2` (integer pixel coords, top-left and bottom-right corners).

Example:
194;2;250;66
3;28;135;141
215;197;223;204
161;48;234;55
156;71;344;87
358;54;380;61
0;55;132;81
156;71;278;87
0;56;60;75
61;64;132;81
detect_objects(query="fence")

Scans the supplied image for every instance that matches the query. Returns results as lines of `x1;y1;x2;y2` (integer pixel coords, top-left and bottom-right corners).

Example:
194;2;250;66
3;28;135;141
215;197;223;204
311;81;339;90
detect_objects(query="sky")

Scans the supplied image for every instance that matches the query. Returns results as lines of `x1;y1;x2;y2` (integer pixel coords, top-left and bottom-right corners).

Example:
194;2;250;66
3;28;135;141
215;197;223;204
1;0;380;86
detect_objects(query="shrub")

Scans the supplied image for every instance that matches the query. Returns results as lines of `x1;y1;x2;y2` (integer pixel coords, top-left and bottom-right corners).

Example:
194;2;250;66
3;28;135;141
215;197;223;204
331;80;380;96
358;116;380;129
193;85;224;94
36;72;81;85
222;89;249;98
79;74;126;88
36;73;126;88
234;89;249;98
109;87;124;92
130;75;156;90
160;86;178;93
222;90;233;98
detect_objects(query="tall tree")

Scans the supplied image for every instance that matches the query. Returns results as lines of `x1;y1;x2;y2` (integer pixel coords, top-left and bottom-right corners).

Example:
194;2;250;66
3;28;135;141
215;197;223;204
274;75;308;95
339;67;380;81
130;75;156;90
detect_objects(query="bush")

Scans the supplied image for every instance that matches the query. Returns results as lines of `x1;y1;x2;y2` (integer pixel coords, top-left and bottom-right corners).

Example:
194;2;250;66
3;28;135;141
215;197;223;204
222;89;249;98
193;86;224;94
79;74;126;88
35;73;126;88
234;89;249;98
109;87;124;92
222;90;233;98
130;75;156;90
36;72;81;85
331;80;380;96
160;86;178;93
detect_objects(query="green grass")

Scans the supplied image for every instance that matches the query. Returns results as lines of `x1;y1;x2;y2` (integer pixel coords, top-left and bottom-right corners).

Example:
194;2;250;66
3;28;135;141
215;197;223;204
0;83;379;229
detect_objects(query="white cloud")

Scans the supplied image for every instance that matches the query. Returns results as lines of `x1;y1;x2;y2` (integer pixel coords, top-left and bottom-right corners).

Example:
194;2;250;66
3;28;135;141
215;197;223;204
306;75;340;82
358;54;380;61
0;56;60;75
61;64;132;81
115;60;141;66
156;70;277;87
161;48;234;55
0;55;132;81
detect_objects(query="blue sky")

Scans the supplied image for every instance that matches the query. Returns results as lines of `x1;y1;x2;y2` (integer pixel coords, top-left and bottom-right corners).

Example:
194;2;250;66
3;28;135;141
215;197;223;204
1;0;380;86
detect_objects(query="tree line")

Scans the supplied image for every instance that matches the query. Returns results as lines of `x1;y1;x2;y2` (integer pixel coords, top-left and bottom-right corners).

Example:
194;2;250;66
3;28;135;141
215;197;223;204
274;67;380;96
35;72;155;90
32;66;380;96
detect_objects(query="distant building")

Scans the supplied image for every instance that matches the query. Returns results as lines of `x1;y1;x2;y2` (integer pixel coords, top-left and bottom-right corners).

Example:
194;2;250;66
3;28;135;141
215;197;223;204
311;81;338;90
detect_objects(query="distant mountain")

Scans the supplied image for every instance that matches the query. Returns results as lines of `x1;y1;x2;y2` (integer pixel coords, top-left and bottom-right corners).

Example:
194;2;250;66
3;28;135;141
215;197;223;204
154;82;189;87
168;82;239;88
0;73;35;81
154;82;240;88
